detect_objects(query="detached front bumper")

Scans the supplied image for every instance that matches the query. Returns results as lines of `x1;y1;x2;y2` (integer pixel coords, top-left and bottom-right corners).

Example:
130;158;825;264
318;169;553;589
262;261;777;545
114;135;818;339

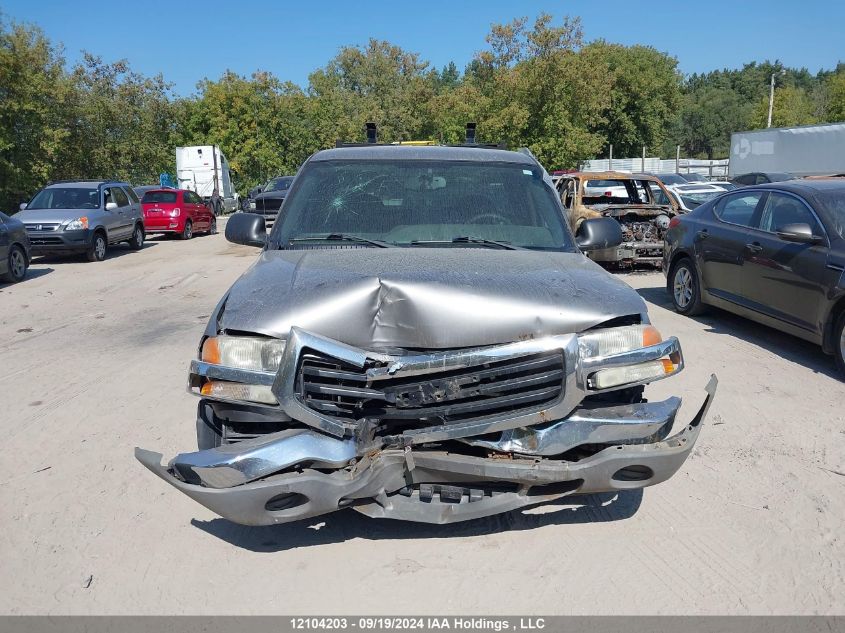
136;376;717;526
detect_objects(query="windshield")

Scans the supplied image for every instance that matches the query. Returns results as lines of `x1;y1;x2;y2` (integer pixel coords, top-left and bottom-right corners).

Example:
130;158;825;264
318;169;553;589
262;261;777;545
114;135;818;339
28;187;99;210
264;177;293;192
680;191;722;208
142;191;178;203
273;159;573;250
683;173;707;182
656;174;687;185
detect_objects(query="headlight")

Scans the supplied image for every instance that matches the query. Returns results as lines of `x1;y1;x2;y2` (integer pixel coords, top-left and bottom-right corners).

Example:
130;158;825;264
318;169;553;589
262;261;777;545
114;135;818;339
201;335;286;372
590;360;676;390
578;325;662;359
64;217;88;231
169;208;181;217
578;325;681;390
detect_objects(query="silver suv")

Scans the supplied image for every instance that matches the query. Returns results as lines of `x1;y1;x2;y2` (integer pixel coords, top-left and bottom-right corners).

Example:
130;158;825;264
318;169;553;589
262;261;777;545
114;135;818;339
18;180;145;261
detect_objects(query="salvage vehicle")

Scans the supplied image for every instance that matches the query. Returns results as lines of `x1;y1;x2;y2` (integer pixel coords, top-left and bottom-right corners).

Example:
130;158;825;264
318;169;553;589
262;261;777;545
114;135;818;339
136;130;717;526
669;184;728;212
664;179;845;376
141;188;217;239
556;171;680;266
0;211;31;283
17;180;145;262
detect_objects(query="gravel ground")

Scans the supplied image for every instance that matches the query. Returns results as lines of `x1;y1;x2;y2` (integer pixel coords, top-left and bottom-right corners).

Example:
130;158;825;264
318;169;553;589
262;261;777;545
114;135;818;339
1;229;843;615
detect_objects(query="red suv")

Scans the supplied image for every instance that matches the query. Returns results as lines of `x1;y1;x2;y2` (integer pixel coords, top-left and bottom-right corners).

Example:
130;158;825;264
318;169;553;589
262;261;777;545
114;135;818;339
141;189;216;239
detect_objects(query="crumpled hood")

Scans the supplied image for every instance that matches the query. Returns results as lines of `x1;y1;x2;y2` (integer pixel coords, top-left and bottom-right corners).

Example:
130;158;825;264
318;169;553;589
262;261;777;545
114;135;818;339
218;247;647;349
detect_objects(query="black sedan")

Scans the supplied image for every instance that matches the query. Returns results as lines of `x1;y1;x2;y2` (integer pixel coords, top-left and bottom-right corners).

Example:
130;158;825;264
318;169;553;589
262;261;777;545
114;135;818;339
0;211;31;283
663;180;845;375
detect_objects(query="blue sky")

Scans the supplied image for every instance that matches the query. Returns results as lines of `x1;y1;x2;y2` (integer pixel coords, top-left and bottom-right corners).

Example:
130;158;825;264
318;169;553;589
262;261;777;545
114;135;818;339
3;0;844;95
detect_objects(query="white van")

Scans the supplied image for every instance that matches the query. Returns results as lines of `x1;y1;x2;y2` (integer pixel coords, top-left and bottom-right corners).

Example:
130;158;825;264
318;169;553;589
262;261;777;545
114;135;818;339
175;146;239;213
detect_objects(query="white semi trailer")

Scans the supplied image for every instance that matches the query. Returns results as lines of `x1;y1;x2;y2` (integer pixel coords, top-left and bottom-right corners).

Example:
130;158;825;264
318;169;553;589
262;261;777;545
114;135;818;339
175;145;239;213
729;122;845;177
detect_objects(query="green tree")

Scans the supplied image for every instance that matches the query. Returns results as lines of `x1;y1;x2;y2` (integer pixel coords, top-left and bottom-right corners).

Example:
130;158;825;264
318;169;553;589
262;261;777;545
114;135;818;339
56;54;177;185
825;70;845;121
464;13;610;168
0;17;69;210
185;70;314;191
675;86;752;158
582;41;682;157
749;85;818;128
307;39;439;143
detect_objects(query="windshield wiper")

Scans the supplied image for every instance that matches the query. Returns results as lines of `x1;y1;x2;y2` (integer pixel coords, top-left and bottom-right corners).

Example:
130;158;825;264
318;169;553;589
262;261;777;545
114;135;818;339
288;233;392;248
408;236;521;250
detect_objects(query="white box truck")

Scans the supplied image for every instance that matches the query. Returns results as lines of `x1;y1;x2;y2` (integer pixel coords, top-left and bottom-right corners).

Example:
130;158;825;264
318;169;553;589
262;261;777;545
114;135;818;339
175;145;239;213
729;122;845;177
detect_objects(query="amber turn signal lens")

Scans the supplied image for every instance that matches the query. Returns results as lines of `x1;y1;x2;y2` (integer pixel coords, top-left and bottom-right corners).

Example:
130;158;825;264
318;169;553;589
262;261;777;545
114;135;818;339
201;337;220;364
642;326;662;348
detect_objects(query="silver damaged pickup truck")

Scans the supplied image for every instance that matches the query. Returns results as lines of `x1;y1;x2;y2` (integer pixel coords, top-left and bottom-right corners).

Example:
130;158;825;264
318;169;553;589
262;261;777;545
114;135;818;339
136;139;717;526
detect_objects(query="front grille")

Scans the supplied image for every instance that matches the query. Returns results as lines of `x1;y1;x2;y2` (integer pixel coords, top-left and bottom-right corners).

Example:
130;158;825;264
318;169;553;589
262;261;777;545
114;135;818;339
29;236;64;245
297;349;565;428
25;223;61;232
256;198;283;212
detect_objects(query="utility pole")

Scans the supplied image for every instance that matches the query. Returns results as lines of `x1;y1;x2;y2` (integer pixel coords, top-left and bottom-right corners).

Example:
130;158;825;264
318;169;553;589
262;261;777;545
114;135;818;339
641;146;646;173
609;144;613;171
767;70;786;128
676;145;680;173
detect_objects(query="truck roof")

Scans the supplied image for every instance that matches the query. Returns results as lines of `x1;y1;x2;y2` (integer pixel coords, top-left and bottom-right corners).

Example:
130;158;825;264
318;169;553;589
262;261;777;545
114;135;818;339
310;144;537;165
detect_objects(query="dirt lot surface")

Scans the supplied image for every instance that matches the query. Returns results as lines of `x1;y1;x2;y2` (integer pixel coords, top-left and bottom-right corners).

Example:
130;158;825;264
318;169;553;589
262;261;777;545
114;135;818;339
1;228;843;615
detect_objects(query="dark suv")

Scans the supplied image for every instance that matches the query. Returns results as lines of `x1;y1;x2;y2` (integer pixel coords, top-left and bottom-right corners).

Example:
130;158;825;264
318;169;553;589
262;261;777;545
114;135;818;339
17;180;145;261
137;137;717;527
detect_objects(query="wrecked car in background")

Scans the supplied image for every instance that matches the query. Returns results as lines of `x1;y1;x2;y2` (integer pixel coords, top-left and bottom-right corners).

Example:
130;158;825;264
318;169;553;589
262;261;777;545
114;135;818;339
136;131;716;526
556;172;680;266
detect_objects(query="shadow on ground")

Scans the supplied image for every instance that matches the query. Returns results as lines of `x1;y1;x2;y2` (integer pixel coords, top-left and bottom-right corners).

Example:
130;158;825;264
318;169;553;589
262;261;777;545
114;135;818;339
0;266;54;288
33;241;157;264
191;490;642;552
635;282;840;379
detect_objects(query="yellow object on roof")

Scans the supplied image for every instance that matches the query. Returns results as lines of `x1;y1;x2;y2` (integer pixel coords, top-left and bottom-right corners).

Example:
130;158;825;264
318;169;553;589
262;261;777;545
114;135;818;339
391;140;437;146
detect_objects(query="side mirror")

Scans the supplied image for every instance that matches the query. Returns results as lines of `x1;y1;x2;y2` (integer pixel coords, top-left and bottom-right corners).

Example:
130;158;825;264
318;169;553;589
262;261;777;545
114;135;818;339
776;223;822;244
225;212;266;247
105;201;118;211
576;217;623;251
19;202;27;211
